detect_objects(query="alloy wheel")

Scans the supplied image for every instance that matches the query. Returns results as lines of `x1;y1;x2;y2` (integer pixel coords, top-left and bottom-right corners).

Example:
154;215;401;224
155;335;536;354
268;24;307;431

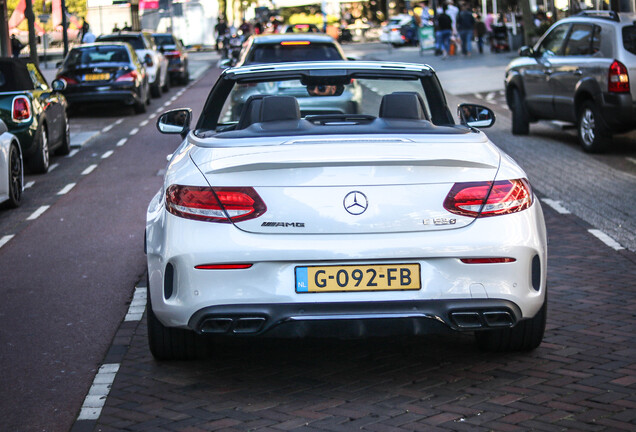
580;108;595;147
9;145;22;204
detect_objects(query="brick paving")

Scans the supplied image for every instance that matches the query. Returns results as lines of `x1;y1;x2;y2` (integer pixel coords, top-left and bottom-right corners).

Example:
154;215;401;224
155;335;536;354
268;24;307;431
72;200;636;432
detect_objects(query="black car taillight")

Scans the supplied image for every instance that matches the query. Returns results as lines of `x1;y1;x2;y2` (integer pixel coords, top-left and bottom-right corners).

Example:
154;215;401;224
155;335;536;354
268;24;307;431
116;71;138;82
165;185;267;223
12;96;31;122
57;75;78;85
443;179;533;218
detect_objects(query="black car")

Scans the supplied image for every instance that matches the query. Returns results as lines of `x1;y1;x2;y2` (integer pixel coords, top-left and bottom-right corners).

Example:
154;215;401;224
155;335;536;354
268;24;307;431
235;34;347;67
505;11;636;152
0;59;69;173
152;33;189;85
55;43;150;114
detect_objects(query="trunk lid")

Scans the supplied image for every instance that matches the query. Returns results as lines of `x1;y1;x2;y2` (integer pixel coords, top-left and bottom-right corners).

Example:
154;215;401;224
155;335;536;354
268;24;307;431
189;135;501;234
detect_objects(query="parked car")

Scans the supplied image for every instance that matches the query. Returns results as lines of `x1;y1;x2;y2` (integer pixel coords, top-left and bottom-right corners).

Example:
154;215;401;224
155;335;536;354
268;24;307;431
55;42;150;114
152;33;190;85
227;34;361;119
97;31;169;98
0;58;70;173
380;14;418;46
0;119;23;208
505;10;636;152
146;61;548;360
280;23;322;33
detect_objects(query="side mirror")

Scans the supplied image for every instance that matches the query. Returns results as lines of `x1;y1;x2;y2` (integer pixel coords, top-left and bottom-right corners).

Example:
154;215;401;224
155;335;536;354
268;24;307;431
219;58;232;69
519;46;535;57
55;61;63;68
0;119;8;135
51;79;67;91
157;108;192;137
457;103;495;128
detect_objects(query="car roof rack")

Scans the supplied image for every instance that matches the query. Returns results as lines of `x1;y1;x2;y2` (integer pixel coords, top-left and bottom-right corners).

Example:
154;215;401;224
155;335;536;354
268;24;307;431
575;10;620;22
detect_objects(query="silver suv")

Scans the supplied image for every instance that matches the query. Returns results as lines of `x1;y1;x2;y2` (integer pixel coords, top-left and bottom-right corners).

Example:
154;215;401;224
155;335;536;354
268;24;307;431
505;11;636;152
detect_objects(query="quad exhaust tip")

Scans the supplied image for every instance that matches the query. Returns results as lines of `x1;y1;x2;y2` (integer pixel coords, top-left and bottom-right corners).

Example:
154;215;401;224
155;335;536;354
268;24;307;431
450;310;514;329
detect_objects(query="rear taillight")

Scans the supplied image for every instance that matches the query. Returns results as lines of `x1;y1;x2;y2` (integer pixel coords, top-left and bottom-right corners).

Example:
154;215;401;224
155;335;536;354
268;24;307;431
443;179;533;218
460;258;516;264
165;185;267;223
164;50;180;58
12;96;31;122
195;264;253;269
57;75;78;85
116;71;138;82
608;60;629;93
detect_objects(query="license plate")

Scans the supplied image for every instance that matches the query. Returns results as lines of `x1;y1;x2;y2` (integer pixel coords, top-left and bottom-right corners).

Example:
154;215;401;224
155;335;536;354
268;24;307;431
84;73;110;81
295;264;421;293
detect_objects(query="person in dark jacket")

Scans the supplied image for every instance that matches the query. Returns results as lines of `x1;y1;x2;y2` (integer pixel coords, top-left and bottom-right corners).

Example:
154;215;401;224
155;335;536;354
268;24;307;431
475;14;487;54
456;3;475;55
436;6;453;58
10;35;24;58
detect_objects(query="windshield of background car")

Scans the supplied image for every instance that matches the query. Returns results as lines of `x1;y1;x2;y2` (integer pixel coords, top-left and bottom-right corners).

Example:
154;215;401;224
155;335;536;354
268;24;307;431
217;76;433;125
536;24;569;56
98;36;145;50
65;46;130;66
623;25;636;55
245;42;343;64
153;35;175;46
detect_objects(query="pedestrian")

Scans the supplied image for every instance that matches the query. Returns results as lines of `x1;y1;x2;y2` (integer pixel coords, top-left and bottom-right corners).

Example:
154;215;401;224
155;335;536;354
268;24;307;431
82;26;96;43
475;14;486;54
112;23;120;33
238;20;251;37
456;3;474;55
122;22;132;31
436;5;453;59
10;34;24;58
214;17;228;51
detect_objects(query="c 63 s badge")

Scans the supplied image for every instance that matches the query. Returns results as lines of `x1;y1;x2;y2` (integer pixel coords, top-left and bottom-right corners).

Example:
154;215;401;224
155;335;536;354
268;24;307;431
423;218;457;226
261;222;305;227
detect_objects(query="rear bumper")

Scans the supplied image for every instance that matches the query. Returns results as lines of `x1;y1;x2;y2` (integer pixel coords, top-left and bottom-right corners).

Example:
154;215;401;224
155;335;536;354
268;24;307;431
188;299;523;338
600;93;636;133
63;89;141;106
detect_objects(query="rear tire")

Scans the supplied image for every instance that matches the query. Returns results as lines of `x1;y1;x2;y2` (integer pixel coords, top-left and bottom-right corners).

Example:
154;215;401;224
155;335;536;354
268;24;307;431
147;277;211;361
55;117;71;156
577;100;610;153
161;71;170;93
29;124;50;174
6;142;22;208
510;88;529;135
475;296;547;352
150;78;162;98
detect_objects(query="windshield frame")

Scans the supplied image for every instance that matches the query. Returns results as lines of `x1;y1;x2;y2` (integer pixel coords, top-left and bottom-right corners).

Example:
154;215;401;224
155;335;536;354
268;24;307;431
195;64;453;134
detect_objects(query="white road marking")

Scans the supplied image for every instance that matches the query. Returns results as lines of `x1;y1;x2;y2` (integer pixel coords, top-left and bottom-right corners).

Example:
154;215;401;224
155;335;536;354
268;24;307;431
485;92;495;101
101;150;113;159
66;149;79;158
154;108;163;115
129;128;139;136
541;199;571;214
588;229;625;251
627;157;636;165
0;234;15;249
474;93;483;99
81;164;97;175
77;363;120;420
24;181;35;189
27;205;50;221
147;114;155;121
124;286;147;321
139;120;149;127
116;138;127;147
57;183;76;195
101;124;113;133
48;163;59;172
162;101;170;108
114;119;124;126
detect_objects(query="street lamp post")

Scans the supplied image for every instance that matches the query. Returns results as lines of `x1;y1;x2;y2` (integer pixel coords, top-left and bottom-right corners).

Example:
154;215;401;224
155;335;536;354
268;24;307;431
62;0;68;56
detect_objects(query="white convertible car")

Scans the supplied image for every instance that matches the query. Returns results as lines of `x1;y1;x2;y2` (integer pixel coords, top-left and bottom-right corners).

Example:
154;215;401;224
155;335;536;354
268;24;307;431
146;61;547;360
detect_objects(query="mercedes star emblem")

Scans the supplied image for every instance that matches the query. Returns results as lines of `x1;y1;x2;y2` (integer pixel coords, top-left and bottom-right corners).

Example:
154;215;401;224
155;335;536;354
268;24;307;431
343;191;368;215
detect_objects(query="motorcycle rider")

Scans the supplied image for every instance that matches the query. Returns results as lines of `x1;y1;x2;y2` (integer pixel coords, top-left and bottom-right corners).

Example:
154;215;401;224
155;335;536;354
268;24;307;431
215;17;229;51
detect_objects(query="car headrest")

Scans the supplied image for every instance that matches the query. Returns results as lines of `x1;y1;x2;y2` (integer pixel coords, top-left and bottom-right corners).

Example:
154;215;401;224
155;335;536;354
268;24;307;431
236;95;266;129
379;92;427;120
260;96;300;122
